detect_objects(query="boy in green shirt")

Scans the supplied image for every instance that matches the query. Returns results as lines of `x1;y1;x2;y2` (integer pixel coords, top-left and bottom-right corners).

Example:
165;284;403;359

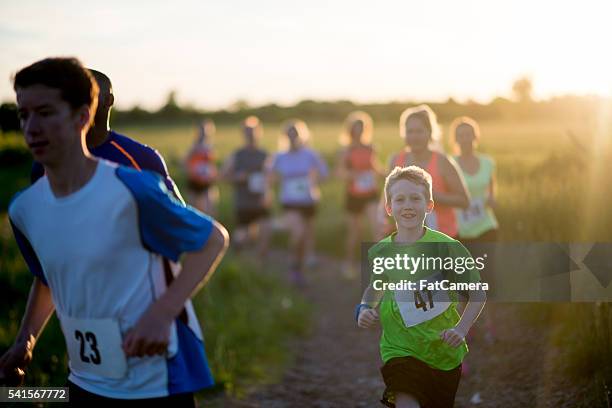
356;166;487;408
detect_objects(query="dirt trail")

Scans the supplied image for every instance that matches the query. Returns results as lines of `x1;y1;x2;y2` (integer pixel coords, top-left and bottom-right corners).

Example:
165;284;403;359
208;251;589;408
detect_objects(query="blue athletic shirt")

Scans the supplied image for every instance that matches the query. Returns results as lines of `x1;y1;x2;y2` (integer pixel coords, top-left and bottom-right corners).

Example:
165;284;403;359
30;130;183;202
9;160;214;398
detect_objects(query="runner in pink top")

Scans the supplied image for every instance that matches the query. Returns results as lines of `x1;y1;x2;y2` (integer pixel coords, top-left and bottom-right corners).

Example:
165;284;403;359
377;105;470;239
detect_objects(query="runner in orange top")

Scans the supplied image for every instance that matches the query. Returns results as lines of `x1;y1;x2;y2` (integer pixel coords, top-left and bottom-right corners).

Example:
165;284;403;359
335;111;384;279
377;105;470;239
184;119;219;215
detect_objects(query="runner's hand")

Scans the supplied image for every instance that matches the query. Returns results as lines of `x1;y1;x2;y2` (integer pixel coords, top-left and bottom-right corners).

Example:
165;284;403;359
122;306;173;357
358;308;379;329
0;336;35;386
440;328;466;348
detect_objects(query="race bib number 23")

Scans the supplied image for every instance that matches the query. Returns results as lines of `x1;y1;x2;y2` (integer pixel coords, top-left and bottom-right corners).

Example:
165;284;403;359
60;315;128;379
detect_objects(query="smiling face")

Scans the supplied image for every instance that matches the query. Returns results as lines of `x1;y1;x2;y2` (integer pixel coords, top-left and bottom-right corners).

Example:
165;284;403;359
386;178;434;231
16;84;89;167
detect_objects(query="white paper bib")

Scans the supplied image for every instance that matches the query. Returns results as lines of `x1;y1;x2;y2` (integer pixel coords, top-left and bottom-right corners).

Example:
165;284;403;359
354;171;375;193
60;314;128;379
284;176;311;201
248;172;265;194
394;274;452;327
460;197;486;225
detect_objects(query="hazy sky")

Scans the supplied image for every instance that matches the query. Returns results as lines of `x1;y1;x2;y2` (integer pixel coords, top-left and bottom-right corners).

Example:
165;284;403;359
1;0;611;110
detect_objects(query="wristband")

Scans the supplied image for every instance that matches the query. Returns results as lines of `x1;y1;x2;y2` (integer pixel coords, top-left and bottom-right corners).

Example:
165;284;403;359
355;303;371;322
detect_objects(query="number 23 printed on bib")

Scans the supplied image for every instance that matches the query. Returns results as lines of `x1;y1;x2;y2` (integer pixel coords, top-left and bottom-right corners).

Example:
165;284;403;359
60;315;128;379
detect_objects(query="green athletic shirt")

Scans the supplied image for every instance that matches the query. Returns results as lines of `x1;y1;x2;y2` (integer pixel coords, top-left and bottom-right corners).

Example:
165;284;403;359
368;227;481;370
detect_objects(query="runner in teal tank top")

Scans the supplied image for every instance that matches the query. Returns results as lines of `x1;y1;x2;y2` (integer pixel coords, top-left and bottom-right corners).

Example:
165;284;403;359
452;116;499;241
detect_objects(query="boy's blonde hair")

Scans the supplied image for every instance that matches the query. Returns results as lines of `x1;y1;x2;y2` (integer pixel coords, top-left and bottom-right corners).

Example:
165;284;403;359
384;165;433;204
399;104;441;142
340;110;373;145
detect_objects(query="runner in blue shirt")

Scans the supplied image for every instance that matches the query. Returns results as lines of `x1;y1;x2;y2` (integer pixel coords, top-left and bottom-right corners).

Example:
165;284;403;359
30;69;183;202
0;57;229;405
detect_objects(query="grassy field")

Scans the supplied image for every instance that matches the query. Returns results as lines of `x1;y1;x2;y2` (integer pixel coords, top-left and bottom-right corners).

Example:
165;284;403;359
122;118;612;404
120;118;612;245
1;116;611;404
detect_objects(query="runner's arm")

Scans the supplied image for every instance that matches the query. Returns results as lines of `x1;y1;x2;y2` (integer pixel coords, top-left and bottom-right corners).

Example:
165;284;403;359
150;220;228;315
357;282;384;328
487;161;497;209
360;281;384;309
264;156;278;205
371;149;386;178
334;148;351;181
123;221;228;357
435;155;470;209
0;278;55;381
441;289;486;347
456;289;487;335
117;167;230;356
313;151;330;183
220;153;240;182
13;278;54;344
5;218;54;358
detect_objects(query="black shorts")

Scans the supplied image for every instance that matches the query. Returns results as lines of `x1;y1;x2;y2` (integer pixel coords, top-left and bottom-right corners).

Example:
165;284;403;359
380;356;461;408
345;192;378;214
236;207;270;226
282;204;317;219
66;381;195;406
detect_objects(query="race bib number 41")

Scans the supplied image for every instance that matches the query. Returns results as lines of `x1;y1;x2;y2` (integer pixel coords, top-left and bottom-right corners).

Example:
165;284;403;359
60;315;127;379
394;274;452;327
